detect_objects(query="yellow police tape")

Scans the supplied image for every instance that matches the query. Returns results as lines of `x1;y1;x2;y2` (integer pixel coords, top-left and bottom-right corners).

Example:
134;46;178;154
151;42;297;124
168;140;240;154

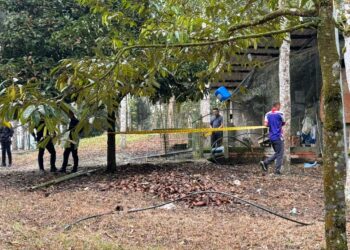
114;126;267;135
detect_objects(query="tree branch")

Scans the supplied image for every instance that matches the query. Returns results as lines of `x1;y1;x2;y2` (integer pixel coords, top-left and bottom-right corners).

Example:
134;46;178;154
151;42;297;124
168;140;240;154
63;191;313;231
228;8;317;33
58;21;317;100
126;22;315;49
100;22;316;81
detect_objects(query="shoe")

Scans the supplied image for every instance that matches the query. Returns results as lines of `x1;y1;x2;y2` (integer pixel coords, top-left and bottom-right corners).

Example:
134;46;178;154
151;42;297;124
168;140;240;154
2;164;6;167
274;170;282;175
50;167;58;173
39;168;46;172
259;161;267;172
71;168;78;173
58;168;66;173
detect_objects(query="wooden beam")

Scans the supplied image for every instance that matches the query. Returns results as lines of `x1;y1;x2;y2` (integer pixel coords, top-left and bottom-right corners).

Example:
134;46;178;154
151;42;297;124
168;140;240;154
290;33;317;39
219;72;249;81
248;45;314;50
239;52;279;57
211;81;241;88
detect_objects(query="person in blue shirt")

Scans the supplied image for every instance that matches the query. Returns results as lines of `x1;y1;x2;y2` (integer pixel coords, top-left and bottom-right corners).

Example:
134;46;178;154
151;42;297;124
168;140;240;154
210;108;223;147
260;102;285;175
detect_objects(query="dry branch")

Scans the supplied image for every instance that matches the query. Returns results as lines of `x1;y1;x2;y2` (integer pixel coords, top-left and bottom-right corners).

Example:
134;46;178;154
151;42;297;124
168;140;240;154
25;168;101;191
63;191;313;231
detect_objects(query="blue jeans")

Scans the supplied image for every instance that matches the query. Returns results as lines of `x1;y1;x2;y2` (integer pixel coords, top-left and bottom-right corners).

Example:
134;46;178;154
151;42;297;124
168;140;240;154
264;139;284;172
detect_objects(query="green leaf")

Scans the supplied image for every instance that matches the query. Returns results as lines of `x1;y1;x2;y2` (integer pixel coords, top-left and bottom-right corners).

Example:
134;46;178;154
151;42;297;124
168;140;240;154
45;118;56;133
252;39;258;50
22;105;36;121
300;0;308;8
7;85;16;101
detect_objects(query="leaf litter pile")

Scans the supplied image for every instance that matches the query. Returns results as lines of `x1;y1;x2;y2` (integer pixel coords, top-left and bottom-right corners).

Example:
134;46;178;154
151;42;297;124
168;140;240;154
99;167;235;207
49;161;324;216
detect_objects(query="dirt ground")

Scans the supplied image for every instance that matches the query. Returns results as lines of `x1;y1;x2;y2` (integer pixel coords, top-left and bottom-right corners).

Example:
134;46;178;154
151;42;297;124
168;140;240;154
0;143;344;250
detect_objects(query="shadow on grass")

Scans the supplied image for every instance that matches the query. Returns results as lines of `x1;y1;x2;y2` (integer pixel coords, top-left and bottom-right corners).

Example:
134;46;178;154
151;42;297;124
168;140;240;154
0;160;321;193
0;161;237;190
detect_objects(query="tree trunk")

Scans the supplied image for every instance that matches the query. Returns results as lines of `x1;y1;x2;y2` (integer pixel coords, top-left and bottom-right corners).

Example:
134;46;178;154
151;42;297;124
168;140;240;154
200;95;211;149
24;127;27;150
167;96;176;128
20;125;25;150
223;101;230;159
127;95;131;130
200;95;210;123
342;0;350;202
318;1;348;249
107;111;117;173
120;96;127;149
12;121;18;151
345;1;350;91
344;35;350;89
279;0;291;172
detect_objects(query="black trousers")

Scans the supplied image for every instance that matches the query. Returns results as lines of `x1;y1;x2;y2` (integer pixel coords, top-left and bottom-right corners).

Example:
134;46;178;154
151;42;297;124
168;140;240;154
62;144;79;171
38;140;56;170
211;132;223;148
1;141;12;166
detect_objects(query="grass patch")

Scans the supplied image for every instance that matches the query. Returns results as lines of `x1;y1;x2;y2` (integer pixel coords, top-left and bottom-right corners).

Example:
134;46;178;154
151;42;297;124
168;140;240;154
54;233;125;250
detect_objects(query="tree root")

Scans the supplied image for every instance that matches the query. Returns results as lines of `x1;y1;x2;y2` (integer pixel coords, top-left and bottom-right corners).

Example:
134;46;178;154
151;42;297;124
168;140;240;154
63;191;313;231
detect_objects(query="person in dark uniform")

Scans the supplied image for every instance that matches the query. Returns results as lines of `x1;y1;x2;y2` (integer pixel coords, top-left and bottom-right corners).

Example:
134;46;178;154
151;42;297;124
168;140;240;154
59;112;80;173
210;108;223;148
32;120;57;172
0;122;14;167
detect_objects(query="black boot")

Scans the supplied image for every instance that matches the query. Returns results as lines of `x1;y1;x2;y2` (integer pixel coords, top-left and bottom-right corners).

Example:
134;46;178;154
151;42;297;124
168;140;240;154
50;166;58;173
59;167;66;173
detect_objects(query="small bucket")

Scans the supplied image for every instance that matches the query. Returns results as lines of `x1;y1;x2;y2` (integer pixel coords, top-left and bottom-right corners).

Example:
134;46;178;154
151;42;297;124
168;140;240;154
215;86;232;102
